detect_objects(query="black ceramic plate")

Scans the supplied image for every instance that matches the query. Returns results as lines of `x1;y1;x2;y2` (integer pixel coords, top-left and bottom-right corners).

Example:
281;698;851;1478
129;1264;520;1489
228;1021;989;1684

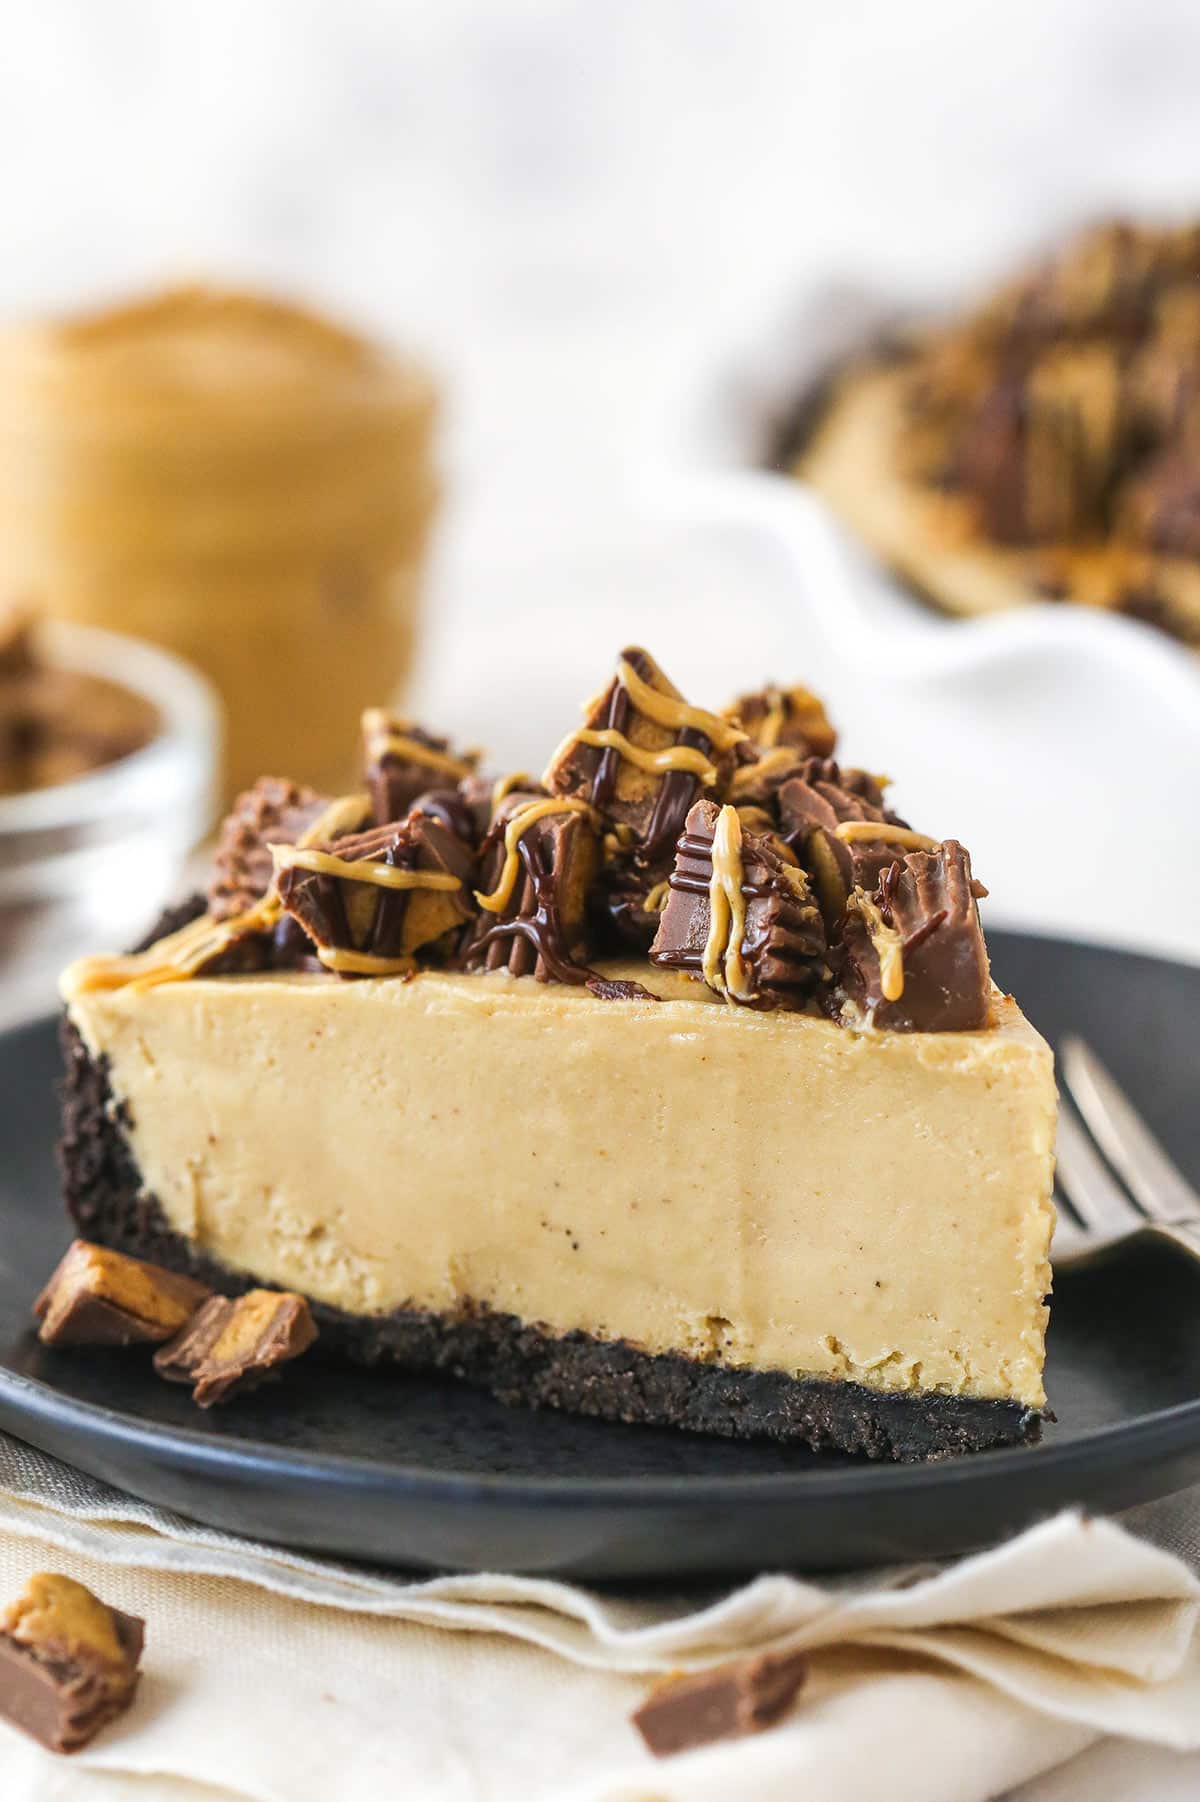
1;929;1198;1580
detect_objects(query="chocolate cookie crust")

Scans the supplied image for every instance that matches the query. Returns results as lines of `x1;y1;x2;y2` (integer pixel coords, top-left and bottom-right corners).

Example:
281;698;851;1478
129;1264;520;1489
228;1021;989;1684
58;1014;1039;1463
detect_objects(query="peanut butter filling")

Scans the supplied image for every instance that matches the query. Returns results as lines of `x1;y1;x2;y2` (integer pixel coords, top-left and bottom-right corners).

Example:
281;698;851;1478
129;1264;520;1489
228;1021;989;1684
65;966;1056;1408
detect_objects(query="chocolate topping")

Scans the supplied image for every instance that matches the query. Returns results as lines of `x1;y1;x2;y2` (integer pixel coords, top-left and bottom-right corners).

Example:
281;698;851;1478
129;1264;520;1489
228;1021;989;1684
589;848;675;953
585;975;660;1002
725;683;836;757
892;221;1200;637
0;1573;143;1753
632;1648;809;1757
85;643;996;1033
154;1289;317;1406
1117;574;1200;647
983;220;1200;347
837;839;991;1031
544;646;737;864
457;771;507;840
463;789;600;982
362;710;478;826
34;1239;212;1347
775;757;908;923
208;776;332;922
407;785;485;847
1120;449;1200;559
275;812;476;975
650;799;827;1010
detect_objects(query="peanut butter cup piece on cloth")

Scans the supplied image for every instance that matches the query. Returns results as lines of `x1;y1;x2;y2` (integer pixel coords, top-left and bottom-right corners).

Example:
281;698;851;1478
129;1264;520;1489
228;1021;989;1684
0;1574;143;1753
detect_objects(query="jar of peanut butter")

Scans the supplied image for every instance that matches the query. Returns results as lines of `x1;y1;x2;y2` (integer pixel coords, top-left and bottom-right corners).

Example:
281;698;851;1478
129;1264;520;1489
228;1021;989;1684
0;286;438;798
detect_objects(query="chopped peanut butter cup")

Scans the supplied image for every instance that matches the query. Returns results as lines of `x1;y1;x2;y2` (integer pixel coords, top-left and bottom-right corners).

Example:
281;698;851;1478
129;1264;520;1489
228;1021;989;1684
724;682;836;758
0;1573;143;1753
362;708;479;826
633;1648;809;1757
35;1239;212;1347
274;812;476;977
154;1290;317;1407
463;788;600;982
208;775;333;921
544;646;743;863
650;798;827;1009
837;839;991;1031
775;756;917;926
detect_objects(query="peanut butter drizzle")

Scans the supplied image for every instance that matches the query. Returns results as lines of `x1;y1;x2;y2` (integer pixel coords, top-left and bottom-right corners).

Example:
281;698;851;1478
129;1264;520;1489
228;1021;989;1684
601;822;635;863
614;657;747;753
644;878;671;913
729;747;797;794
702;804;755;1003
546;726;718;786
361;708;474;781
490;771;532;809
807;829;849;921
758;699;786;747
269;845;463;892
304;793;373;844
62;902;278;998
62;791;371;996
475;796;597;914
834;821;940;852
315;945;416;976
853;890;906;1002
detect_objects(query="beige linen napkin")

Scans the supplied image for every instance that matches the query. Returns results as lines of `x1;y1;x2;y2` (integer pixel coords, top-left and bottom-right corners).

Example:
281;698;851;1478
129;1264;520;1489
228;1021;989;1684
0;1433;1198;1802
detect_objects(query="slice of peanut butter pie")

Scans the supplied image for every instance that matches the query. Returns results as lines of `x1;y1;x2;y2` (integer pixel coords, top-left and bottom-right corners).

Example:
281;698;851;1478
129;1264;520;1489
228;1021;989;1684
58;651;1055;1460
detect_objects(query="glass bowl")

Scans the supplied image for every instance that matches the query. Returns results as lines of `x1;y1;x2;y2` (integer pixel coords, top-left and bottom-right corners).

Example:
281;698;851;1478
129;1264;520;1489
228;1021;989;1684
0;620;220;1027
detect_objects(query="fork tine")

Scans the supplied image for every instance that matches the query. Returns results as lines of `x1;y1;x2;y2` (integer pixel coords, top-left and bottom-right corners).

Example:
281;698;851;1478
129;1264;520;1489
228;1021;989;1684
1061;1036;1200;1226
1054;1100;1144;1240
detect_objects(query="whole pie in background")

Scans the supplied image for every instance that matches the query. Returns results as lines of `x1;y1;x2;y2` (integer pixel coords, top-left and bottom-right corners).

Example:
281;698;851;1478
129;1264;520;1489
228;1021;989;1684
781;220;1200;651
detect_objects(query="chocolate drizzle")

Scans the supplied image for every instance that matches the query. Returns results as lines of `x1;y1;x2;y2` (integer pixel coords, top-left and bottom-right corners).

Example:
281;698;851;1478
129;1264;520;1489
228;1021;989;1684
587;653;637;812
643;722;709;866
466;821;590;984
463;790;599;983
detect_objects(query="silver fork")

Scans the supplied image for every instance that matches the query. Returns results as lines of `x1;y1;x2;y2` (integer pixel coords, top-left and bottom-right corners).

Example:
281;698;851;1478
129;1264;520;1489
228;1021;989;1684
1053;1035;1200;1266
